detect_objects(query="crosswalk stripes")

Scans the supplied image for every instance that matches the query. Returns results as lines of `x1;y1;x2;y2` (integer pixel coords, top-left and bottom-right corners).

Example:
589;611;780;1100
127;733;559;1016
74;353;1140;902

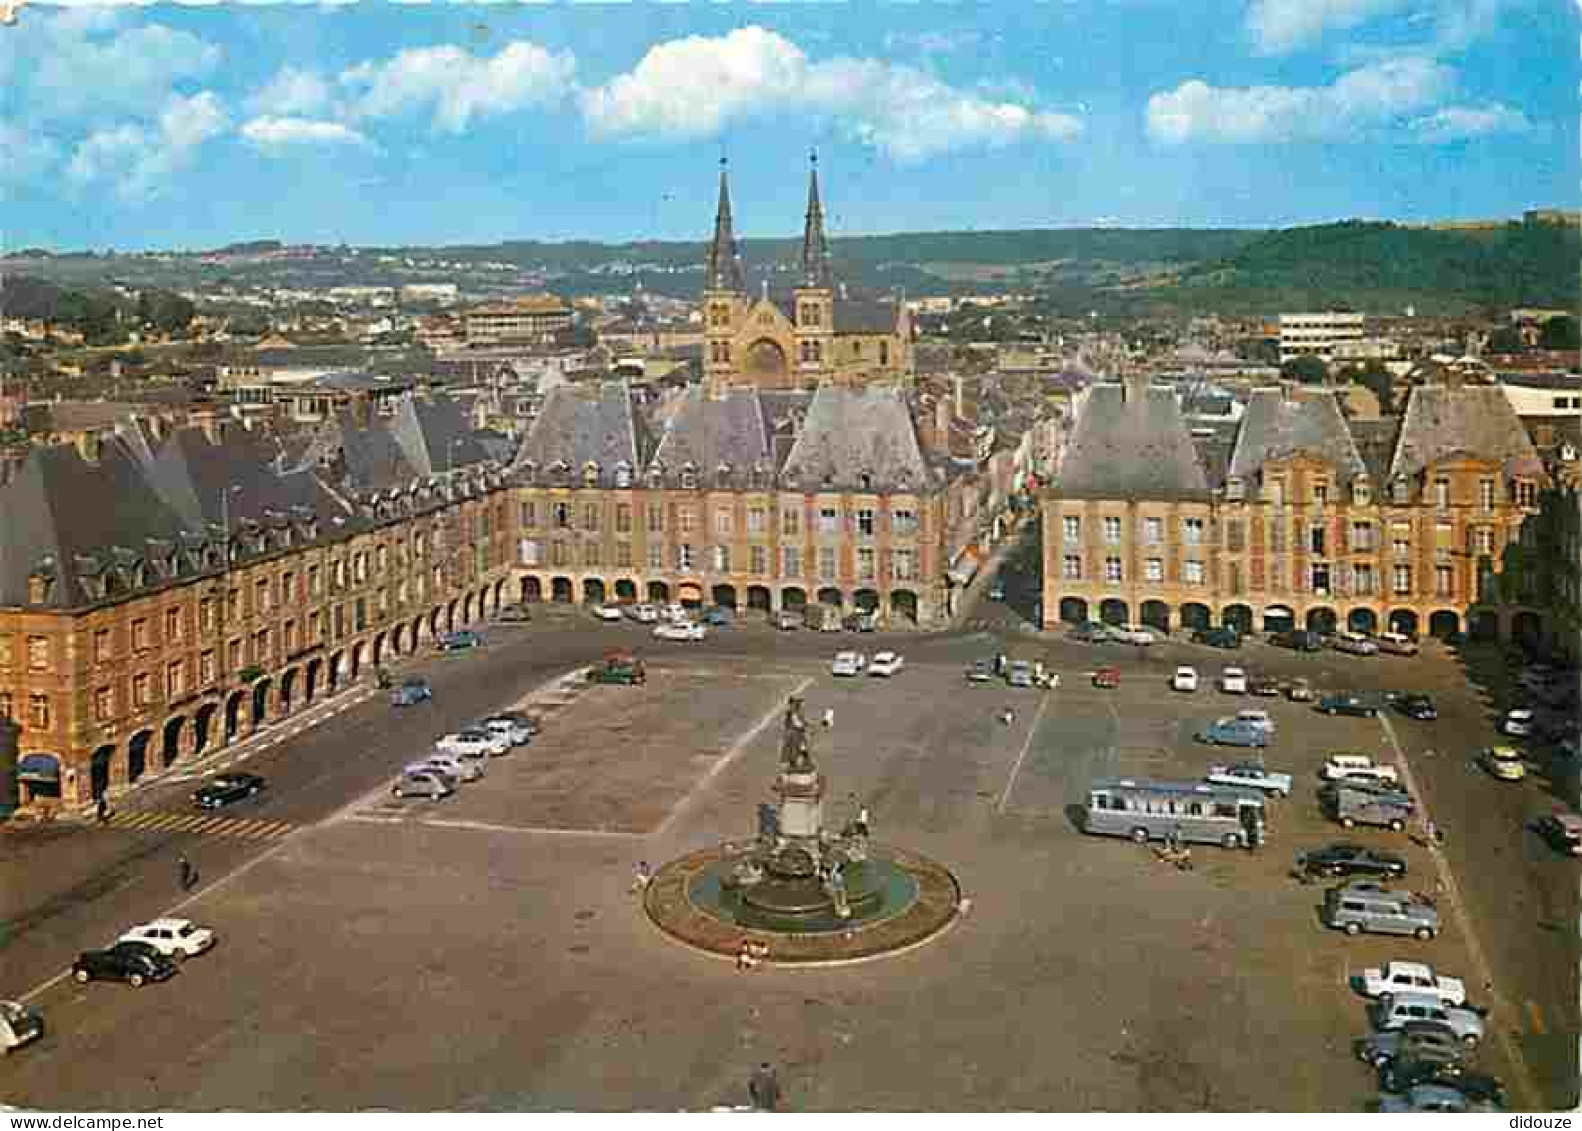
107;809;295;841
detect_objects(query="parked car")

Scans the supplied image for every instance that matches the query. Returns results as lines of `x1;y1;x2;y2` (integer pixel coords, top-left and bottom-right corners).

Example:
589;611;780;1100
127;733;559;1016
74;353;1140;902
625;603;660;624
590;651;647;684
491;709;542;736
1323;753;1400;785
1233;709;1275;735
1499;709;1536;738
1331;630;1380;656
192;772;266;810
1071;622;1114;644
831;651;867;677
653;621;707;642
869;651;904;677
1092;665;1121;689
478;716;531;748
1533;813;1582;856
1393;693;1438;721
437;729;509;759
411;751;482;783
1205;762;1292;797
1381;1066;1505;1110
1171;666;1199;693
1197;718;1269;748
987;582;1006;602
0;1000;43;1055
1479;745;1527;782
1285;677;1314;702
1371;993;1484;1047
1359;960;1467;1006
965;659;996;684
1377;1084;1489;1113
703;605;735;627
592;603;625;622
390;677;432;707
494;603;533;623
1323;882;1439;939
1376;631;1419;656
774;610;801;631
1356;1020;1465;1069
1322;781;1415;831
392;770;452;800
1248;674;1282;697
1218;667;1247;694
118;918;216;961
1297;842;1408;879
436;629;483;652
1112;624;1156;645
1272;628;1323;652
1192;626;1241;649
1318;692;1381;717
72;941;178;987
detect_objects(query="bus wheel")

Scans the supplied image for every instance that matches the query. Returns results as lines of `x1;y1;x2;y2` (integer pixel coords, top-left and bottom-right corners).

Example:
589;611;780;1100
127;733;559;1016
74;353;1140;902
1131;827;1150;844
1222;832;1241;849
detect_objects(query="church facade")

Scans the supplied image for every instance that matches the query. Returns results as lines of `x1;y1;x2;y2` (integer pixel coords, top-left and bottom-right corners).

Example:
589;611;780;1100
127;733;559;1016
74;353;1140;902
701;159;912;394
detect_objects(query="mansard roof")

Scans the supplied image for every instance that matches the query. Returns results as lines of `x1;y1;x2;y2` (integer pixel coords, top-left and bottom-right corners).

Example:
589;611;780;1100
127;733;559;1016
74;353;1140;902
779;385;930;493
649;387;774;486
1228;387;1366;483
1390;383;1543;481
512;379;645;484
1057;382;1211;501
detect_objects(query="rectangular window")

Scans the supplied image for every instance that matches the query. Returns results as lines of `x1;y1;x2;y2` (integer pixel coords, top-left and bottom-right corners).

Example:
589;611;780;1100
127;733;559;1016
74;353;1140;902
1144;517;1163;544
27;636;48;671
255;628;271;660
1063;516;1081;542
1227;562;1243;594
1433;478;1450;509
857;548;876;580
647;544;664;570
583;504;601;531
713;545;730;573
1393;565;1412;596
678;507;696;535
519;539;541;566
1144;557;1164;582
747;507;767;534
858;509;875;537
893;549;917;581
616;541;632;568
28;694;49;730
1103;516;1122;544
1479;478;1495;511
132;619;150;652
1062;554;1081;580
1392;534;1410;557
678;544;694;570
309;566;321;595
166;659;186;699
716;509;733;535
583;542;601;567
782;507;801;536
1226;520;1245;552
819;547;837;580
164;607;181;643
93;628;112;664
1269;478;1286;507
891;509;917;535
1313;482;1328;507
646;504;664;533
1475;527;1494;556
1183;517;1204;545
1350;522;1373;551
550;541;569;567
615;504;632;533
783;547;801;577
1105;556;1123;582
1271;522;1286;553
751;545;768;575
521;501;538;528
819;507;840;534
134;672;152;707
1311;563;1331;594
1310;526;1326;555
1435;564;1454;597
1354;564;1375;596
94;685;114;722
1184;560;1204;585
308;611;322;642
256;578;271;613
199;598;215;631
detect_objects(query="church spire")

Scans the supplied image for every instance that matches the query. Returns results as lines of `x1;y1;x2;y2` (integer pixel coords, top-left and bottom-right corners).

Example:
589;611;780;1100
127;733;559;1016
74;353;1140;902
801;149;831;288
706;156;743;292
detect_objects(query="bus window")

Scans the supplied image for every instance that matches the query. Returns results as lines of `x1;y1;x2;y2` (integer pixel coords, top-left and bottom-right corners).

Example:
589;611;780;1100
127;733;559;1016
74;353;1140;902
1213;802;1236;818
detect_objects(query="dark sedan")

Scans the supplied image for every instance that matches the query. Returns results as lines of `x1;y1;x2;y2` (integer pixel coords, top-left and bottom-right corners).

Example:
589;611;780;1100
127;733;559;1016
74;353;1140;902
1297;841;1408;879
192;772;267;810
1070;622;1114;644
1382;1062;1506;1110
72;941;178;987
1393;693;1439;721
1192;627;1242;650
436;629;483;652
1248;674;1283;697
1318;692;1381;718
965;659;996;683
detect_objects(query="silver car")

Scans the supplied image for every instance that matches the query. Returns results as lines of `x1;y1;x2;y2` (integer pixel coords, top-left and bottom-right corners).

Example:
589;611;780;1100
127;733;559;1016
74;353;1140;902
1370;992;1485;1047
392;771;452;800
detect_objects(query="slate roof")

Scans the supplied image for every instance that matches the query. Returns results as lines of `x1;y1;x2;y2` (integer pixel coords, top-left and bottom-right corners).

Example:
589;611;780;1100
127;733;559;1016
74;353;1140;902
649;388;773;486
780;386;931;492
1228;387;1366;482
512;379;644;484
1056;382;1210;501
1347;417;1402;483
1390;384;1543;481
391;394;493;477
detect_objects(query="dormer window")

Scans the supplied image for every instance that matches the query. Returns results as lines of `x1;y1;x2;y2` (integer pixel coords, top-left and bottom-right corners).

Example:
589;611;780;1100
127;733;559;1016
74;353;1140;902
582;462;599;487
716;462;732;483
1391;478;1410;504
681;463;698;490
520;459;538;481
614;462;632;488
1352;477;1371;505
550;459;570;481
859;471;874;492
1225;476;1244;500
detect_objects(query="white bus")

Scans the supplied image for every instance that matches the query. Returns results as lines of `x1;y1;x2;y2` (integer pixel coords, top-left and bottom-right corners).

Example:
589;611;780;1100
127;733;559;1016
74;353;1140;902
1082;778;1267;850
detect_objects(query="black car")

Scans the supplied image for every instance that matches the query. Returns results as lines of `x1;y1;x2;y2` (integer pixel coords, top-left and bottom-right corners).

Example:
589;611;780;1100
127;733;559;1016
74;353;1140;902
1248;674;1283;697
965;659;996;683
1273;629;1323;652
1318;692;1381;717
1193;627;1242;650
1393;693;1438;721
192;772;267;810
1297;841;1408;879
72;941;178;987
1070;622;1114;644
1382;1062;1506;1109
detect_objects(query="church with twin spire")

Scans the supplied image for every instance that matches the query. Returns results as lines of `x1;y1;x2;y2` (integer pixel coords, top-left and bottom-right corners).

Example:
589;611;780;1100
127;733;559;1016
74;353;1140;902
701;156;913;394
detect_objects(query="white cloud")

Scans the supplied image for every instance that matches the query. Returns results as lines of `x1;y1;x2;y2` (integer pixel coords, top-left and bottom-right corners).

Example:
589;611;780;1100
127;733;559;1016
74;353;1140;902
580;26;1080;162
0;119;60;185
67;91;228;202
883;30;982;56
247;67;337;118
241;116;373;150
1246;0;1412;55
28;14;222;121
1409;101;1532;142
340;41;576;132
1146;57;1455;144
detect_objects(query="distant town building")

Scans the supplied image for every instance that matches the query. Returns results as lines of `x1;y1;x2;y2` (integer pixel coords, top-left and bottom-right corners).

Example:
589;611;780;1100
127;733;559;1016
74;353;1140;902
1279;312;1366;363
463;295;573;345
399;283;460;305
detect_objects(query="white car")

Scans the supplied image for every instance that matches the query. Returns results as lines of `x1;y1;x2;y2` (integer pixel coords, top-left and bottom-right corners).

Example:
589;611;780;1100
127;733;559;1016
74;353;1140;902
831;651;867;677
410;752;483;783
478;716;530;748
437;729;509;758
653;620;707;641
662;603;688;622
625;603;659;624
1205;762;1293;798
1500;709;1535;738
1172;666;1199;693
1113;624;1157;645
593;603;625;622
1322;754;1400;784
868;651;904;677
118;918;216;960
1360;961;1467;1006
1220;667;1248;694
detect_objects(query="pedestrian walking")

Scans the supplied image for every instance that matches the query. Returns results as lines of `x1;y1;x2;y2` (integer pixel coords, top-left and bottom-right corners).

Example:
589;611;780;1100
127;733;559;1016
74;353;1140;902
822;707;834;730
178;853;197;892
629;860;652;894
855;801;871;838
748;1062;782;1111
95;795;109;825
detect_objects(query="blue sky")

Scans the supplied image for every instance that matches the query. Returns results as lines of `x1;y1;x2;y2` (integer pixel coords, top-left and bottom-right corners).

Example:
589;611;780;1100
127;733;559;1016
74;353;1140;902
2;0;1576;251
